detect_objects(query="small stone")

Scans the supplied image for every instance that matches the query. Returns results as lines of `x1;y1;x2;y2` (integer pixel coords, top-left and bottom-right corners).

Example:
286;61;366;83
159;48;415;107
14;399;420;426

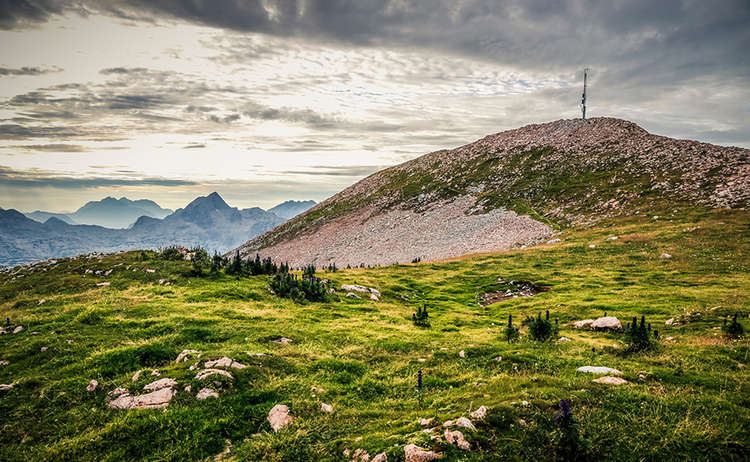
321;402;333;413
458;350;465;358
558;337;571;342
494;356;502;362
518;419;526;426
371;453;387;462
0;360;8;366
606;236;618;241
470;405;487;420
196;388;219;400
345;292;361;298
108;387;176;410
267;404;293;432
577;366;622;375
665;318;675;326
40;346;48;352
404;444;442;462
184;385;192;392
0;384;13;392
593;376;628;385
419;418;434;426
660;253;672;259
351;448;369;461
521;400;529;407
442;420;454;428
455;417;475;430
271;337;293;344
12;326;23;334
108;387;128;397
131;370;141;382
96;282;110;287
175;349;199;363
143;378;177;392
588;244;596;248
145;269;156;273
546;238;561;244
86;379;98;391
151;369;160;376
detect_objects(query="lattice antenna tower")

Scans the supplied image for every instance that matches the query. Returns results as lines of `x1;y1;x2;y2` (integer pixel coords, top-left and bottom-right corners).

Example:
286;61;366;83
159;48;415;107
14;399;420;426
581;67;590;120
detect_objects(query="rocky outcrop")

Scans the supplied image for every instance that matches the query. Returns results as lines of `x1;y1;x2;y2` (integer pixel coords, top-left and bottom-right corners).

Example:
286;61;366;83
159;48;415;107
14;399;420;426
404;444;442;462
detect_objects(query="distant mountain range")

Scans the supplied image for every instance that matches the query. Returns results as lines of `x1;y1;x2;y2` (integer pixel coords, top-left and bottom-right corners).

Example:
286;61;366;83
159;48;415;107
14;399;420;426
25;197;173;229
0;193;316;267
267;200;318;220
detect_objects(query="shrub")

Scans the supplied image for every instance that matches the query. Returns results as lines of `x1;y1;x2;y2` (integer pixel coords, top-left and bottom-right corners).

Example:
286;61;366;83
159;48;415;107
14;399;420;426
722;313;745;337
160;246;184;261
190;247;210;275
325;262;337;272
302;264;316;279
624;315;657;352
412;305;430;327
551;399;591;461
504;314;520;343
525;310;558;342
270;272;329;303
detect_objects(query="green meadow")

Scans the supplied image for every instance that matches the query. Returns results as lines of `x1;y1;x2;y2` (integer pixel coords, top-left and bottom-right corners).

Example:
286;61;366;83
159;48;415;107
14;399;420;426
1;207;748;461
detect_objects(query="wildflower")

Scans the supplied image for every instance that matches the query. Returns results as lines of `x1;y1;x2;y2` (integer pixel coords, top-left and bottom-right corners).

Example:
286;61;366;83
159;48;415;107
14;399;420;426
555;399;572;425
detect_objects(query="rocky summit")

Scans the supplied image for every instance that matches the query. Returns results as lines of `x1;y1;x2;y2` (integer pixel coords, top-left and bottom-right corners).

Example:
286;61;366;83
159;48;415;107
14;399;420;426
234;118;749;267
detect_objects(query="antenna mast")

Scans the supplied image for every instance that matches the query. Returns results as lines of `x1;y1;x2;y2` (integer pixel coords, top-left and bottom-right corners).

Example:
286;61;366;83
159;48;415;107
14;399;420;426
581;67;589;120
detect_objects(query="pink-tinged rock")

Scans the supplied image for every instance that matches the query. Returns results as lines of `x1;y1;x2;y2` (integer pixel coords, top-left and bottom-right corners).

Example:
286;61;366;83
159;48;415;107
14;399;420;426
195;369;233;380
108;387;128;397
573;319;593;329
267;404;293;432
455;417;475;430
151;369;160;376
108;387;176;410
470;405;487;419
371;453;387;462
577;366;622;375
419;418;434;426
175;349;199;363
458;350;465;358
86;379;98;391
143;378;178;392
593;376;628;385
590;316;622;331
321;403;333;413
404;444;442;462
12;326;23;334
204;357;247;369
0;384;12;392
196;388;219;400
131;370;141;382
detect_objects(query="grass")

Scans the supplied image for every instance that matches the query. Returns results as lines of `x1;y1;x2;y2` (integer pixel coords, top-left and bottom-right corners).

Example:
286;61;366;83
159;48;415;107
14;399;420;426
0;207;748;461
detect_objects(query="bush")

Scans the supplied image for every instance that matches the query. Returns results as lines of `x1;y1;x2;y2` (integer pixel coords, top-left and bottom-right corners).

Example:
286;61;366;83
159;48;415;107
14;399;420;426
624;315;656;351
412;305;430;327
722;313;745;337
302;264;316;278
160;246;184;261
325;263;337;272
190;247;210;275
504;314;520;343
525;310;558;342
270;272;329;303
551;399;592;461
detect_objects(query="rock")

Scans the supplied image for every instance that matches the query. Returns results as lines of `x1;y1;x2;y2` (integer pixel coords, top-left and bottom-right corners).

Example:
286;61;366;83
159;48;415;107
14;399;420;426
371;453;387;462
131;370;141;382
546;238;561;244
591;316;622;331
271;337;293;344
96;282;110;287
665;318;675;326
404;444;442;462
108;387;176;409
419;418;434;426
143;378;178;391
455;417;475;430
40;346;48;352
108;387;128;397
558;337;571;342
0;384;13;392
175;349;199;363
444;429;471;451
86;380;98;391
321;402;333;413
195;369;234;380
370;293;380;301
342;284;370;293
151;369;161;376
267;404;293;432
606;236;618;241
521;400;529;407
0;360;8;366
38;299;46;305
346;292;361;298
577;366;622;375
660;253;672;259
189;361;198;371
442;420;454;428
573;319;594;329
204;357;247;369
458;350;465;358
588;244;596;248
494;356;502;362
593;376;628;385
145;269;156;273
12;326;23;334
184;385;192;392
196;388;219;400
351;448;370;461
470;405;487;420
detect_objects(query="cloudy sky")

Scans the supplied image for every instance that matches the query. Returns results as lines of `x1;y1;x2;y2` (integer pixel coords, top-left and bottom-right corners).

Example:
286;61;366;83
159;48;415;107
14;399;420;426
1;0;748;212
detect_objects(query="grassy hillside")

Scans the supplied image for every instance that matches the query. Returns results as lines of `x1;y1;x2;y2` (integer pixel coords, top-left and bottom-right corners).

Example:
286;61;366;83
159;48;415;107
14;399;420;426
1;207;748;461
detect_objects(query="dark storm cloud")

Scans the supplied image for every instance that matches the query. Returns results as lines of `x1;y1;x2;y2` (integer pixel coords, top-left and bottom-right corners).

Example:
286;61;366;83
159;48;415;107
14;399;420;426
0;165;197;188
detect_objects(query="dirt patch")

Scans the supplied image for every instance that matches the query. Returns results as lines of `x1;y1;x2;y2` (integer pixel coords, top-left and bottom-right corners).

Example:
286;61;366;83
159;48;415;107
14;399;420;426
479;279;549;306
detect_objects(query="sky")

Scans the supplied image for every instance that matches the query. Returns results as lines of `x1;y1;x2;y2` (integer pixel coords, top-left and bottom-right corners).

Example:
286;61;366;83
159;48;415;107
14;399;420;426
1;0;748;213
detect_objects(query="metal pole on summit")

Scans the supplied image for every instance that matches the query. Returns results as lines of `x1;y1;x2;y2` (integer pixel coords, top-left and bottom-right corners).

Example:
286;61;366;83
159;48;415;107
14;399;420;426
581;68;589;120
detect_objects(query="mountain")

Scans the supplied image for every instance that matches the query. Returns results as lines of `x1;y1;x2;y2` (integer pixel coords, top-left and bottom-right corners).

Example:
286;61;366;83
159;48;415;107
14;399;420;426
235;117;750;267
268;200;317;220
24;211;78;225
70;197;173;228
0;193;284;267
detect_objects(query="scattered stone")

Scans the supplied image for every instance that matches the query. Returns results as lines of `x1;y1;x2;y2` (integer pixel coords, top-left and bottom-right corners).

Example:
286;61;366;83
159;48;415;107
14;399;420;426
419;418;434;426
86;380;98;391
665;318;675;326
196;388;219;400
665;336;675;341
38;299;46;305
371;453;387;462
455;417;475;430
494;356;502;362
590;316;623;331
195;369;233;380
660;253;672;259
470;405;487;420
521;400;530;407
558;337;571;342
351;448;370;461
0;384;13;393
573;319;594;329
189;361;199;371
184;385;192;392
345;292;361;299
442;420;454;428
175;349;199;363
40;346;48;352
108;387;128;397
577;366;622;375
151;369;161;376
588;244;596;248
593;376;628;385
143;378;178;392
108;387;176;410
131;370;141;382
204;357;247;369
321;402;333;413
444;429;470;451
96;282;110;287
0;360;8;366
404;444;442;462
12;326;23;334
546;238;561;244
458;350;465;358
271;337;293;344
267;404;293;432
145;269;156;273
606;236;618;241
518;419;527;426
370;293;380;301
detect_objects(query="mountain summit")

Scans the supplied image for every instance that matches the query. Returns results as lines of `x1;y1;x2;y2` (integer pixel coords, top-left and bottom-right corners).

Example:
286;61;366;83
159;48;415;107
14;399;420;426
235;117;749;267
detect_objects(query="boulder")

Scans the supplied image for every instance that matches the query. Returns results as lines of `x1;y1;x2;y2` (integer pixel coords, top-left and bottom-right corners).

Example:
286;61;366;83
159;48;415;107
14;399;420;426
342;284;369;293
86;379;98;392
196;388;219;400
267;404;293;432
404;444;442;462
546;238;561;244
590;316;622;331
143;378;178;391
108;387;176;410
204;357;247;369
175;349;199;363
444;429;470;450
195;369;233;380
470;405;487;420
593;376;628;385
573;319;594;329
577;366;622;375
